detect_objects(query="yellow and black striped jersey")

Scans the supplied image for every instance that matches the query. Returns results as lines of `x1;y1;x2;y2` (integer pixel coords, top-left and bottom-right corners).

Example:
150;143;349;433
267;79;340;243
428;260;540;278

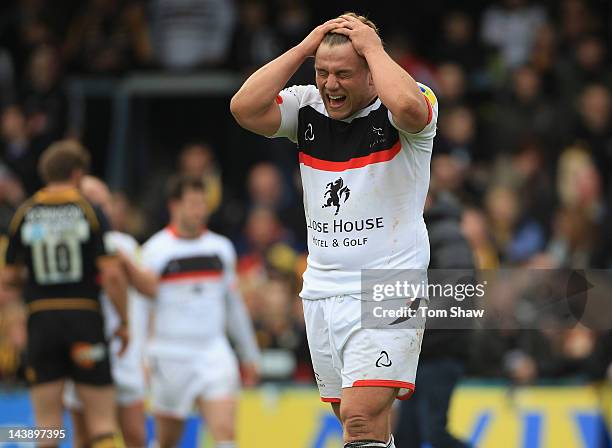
4;187;114;309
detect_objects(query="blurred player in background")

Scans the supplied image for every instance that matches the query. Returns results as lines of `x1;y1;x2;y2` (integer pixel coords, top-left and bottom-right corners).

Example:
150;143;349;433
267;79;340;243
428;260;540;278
63;176;156;448
141;176;260;448
231;12;436;448
0;140;128;448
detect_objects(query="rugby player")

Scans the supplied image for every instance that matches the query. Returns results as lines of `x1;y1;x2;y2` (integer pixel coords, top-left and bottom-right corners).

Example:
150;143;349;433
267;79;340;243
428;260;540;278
0;140;129;448
141;176;260;448
63;176;154;448
230;12;437;447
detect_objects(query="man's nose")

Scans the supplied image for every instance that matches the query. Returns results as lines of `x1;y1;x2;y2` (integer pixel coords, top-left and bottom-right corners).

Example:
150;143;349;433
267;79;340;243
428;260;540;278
326;75;339;90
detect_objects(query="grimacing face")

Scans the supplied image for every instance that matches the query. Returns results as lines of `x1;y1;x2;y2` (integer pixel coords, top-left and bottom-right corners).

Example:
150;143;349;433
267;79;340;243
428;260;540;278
315;41;376;120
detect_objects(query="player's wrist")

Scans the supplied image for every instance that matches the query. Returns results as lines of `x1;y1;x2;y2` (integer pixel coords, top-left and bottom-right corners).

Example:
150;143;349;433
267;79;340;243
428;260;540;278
293;43;313;61
361;44;384;59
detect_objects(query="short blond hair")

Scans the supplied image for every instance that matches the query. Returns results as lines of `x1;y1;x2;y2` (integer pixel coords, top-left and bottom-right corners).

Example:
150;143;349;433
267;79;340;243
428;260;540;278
321;12;379;47
38;139;90;183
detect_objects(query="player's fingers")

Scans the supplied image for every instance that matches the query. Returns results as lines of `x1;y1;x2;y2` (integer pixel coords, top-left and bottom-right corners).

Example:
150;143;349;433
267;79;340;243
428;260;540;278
338;19;355;29
331;27;351;36
320;18;345;29
340;14;359;23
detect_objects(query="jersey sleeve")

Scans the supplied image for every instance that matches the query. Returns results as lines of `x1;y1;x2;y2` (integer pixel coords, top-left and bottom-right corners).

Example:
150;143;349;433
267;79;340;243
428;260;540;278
269;85;310;143
222;239;261;364
222;239;239;292
141;237;163;274
389;82;439;150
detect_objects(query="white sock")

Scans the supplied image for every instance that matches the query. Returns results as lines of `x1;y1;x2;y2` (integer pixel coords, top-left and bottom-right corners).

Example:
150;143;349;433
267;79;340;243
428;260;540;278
216;442;236;448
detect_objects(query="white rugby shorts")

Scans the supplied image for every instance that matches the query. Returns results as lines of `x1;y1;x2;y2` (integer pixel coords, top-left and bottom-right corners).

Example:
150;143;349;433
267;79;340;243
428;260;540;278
303;294;424;403
148;337;240;418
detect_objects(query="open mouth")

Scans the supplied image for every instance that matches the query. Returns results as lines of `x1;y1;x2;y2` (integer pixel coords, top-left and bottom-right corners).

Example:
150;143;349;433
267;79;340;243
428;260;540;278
327;94;347;108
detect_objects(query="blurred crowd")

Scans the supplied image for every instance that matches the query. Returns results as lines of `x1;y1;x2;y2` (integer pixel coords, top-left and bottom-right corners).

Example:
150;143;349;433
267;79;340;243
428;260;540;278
1;0;612;388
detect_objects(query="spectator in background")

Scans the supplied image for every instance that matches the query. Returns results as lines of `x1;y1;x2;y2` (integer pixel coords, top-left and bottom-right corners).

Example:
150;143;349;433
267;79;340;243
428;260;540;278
0;48;14;107
0;105;51;194
461;207;500;269
548;147;611;267
386;32;437;89
0;162;25;213
491;138;555;234
485;65;557;155
481;0;547;70
275;0;310;49
274;0;313;85
237;206;297;273
63;0;152;74
151;0;235;70
20;43;66;141
431;154;468;201
244;162;305;246
557;35;612;105
144;142;223;236
572;84;612;191
0;0;55;81
435;11;491;91
251;275;309;383
557;0;599;53
437;105;477;165
484;184;545;264
435;62;468;109
228;0;281;74
528;23;558;96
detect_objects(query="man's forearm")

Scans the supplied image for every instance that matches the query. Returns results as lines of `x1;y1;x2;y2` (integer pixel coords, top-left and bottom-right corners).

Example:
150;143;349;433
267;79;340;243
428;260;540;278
103;273;129;324
231;46;306;116
363;47;427;131
122;254;158;298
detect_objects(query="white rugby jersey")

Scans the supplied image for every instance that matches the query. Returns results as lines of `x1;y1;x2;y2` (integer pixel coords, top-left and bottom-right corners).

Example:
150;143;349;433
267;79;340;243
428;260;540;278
272;83;438;299
100;231;151;368
141;226;237;353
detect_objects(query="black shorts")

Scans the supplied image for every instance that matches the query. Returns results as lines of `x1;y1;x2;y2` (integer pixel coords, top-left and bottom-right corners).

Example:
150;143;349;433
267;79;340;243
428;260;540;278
26;309;112;386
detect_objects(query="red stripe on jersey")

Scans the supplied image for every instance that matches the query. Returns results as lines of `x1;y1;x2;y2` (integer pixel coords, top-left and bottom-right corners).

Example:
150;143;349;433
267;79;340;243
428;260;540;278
298;140;401;172
165;225;207;239
161;270;223;282
276;95;283;104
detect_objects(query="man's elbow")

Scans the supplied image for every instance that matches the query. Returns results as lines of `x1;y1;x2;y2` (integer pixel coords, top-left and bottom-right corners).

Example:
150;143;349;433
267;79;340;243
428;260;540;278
141;276;159;299
396;95;430;132
230;94;247;123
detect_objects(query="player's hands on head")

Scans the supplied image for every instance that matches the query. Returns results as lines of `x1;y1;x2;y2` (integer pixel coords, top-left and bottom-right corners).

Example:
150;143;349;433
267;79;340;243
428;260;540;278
297;18;345;58
332;14;383;57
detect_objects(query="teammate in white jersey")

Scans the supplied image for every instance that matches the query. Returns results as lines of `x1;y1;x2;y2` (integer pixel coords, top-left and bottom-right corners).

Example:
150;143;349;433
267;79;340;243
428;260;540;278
63;176;155;448
141;176;260;448
230;12;437;448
